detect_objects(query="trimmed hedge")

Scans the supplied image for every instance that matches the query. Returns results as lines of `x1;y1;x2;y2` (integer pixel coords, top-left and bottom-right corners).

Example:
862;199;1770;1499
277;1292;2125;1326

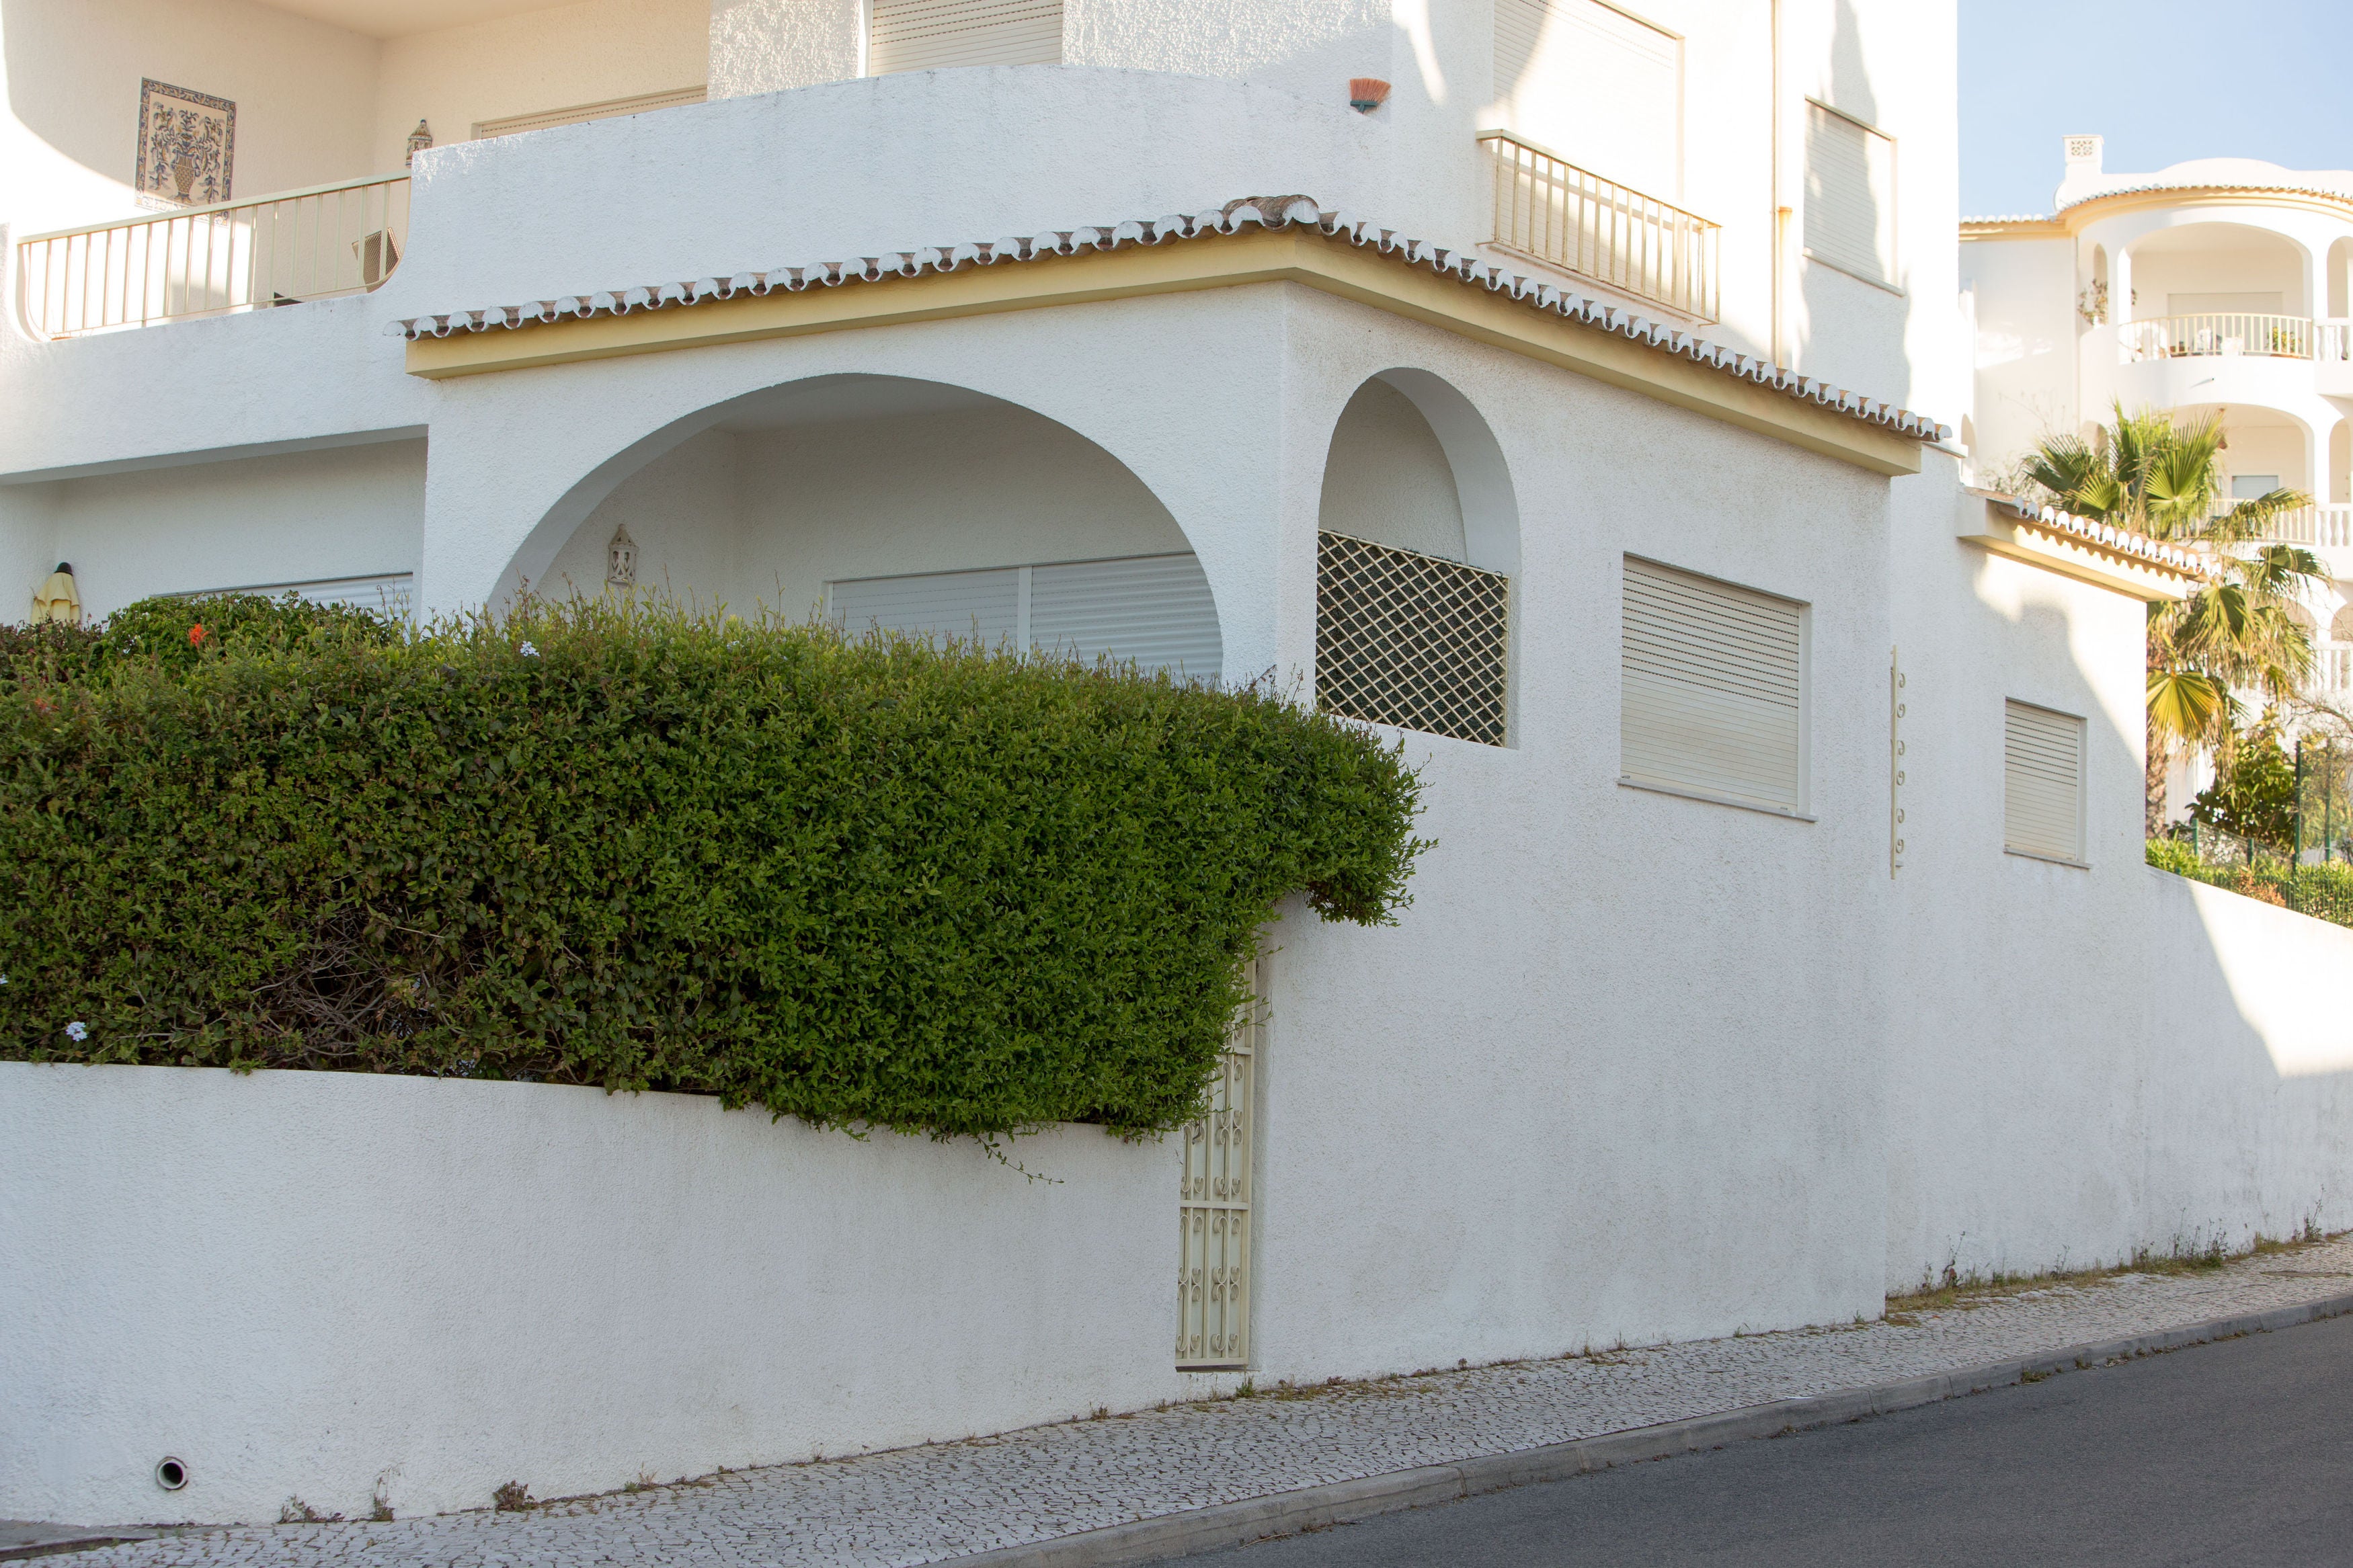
0;597;1427;1139
2145;837;2353;927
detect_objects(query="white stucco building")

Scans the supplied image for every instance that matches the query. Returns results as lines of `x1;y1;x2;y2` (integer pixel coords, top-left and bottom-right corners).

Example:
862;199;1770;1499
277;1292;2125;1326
1962;136;2353;712
5;0;2352;1532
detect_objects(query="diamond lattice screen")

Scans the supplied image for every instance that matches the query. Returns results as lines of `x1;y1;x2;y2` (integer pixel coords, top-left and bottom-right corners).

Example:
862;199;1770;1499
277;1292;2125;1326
1315;532;1509;745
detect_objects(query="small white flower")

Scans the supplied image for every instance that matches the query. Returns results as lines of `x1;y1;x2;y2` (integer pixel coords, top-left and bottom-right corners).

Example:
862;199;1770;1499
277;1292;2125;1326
64;1020;88;1041
0;974;9;985
519;642;540;658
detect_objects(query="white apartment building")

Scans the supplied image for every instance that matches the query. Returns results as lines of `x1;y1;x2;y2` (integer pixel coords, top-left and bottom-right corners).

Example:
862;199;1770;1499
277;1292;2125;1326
1964;136;2353;708
6;0;2352;1532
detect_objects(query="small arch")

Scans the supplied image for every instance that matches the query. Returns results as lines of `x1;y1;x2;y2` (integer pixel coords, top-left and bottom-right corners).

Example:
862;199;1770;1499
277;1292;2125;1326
1316;368;1521;577
2120;220;2311;319
2330;603;2353;642
2331;238;2353;319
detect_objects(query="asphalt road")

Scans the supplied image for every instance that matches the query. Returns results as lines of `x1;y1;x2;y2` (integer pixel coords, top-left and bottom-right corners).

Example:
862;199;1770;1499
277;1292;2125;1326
1201;1312;2353;1567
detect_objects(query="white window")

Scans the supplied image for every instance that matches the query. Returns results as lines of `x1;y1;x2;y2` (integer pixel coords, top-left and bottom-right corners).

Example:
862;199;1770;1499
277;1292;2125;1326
2003;700;2086;864
830;552;1220;679
1620;556;1807;816
1493;0;1681;198
1804;101;1896;288
474;87;706;140
2231;474;2280;500
867;0;1063;76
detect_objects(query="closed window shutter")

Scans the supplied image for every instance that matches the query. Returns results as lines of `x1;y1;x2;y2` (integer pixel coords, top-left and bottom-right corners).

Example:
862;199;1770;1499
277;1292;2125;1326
1493;0;1680;197
474;87;706;140
832;565;1020;648
177;572;413;614
2003;700;2084;862
832;553;1219;677
869;0;1063;75
1030;554;1222;679
1621;556;1804;812
1804;101;1895;286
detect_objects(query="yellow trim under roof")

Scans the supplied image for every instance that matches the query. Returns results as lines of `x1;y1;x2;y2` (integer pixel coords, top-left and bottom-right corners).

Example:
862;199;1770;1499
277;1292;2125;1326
1958;494;2198;601
405;225;1924;477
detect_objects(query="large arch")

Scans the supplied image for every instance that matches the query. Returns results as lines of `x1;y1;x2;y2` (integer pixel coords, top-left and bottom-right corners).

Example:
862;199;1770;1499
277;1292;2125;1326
495;372;1226;679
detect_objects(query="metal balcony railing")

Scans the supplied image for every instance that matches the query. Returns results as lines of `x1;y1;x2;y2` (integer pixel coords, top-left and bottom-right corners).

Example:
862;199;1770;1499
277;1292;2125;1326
2118;312;2311;362
16;173;410;339
1480;132;1719;323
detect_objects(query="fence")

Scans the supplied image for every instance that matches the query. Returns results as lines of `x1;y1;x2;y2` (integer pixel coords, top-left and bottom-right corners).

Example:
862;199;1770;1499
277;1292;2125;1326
16;174;410;339
1480;132;1718;322
2118;313;2311;362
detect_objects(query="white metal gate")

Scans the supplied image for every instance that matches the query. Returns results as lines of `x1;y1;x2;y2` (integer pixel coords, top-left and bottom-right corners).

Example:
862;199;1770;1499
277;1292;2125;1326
1176;956;1259;1369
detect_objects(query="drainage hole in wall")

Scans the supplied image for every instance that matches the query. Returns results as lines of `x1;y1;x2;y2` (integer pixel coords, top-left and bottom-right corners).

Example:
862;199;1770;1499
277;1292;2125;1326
155;1457;189;1491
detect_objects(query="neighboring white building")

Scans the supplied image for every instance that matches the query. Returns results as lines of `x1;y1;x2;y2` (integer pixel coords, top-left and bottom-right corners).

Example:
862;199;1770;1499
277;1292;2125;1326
1962;136;2353;716
5;0;2352;1532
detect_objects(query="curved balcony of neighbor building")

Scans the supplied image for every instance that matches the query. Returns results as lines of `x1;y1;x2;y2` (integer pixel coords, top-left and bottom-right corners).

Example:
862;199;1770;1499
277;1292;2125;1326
2081;317;2342;420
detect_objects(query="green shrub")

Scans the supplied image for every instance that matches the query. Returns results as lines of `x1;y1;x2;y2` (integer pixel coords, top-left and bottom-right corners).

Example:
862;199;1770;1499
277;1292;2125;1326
0;595;1427;1139
2145;838;2353;927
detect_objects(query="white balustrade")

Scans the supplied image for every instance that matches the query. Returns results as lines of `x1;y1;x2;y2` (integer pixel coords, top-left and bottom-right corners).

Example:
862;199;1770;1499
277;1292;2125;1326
16;174;410;339
2118;313;2312;362
2256;506;2353;548
1481;132;1720;323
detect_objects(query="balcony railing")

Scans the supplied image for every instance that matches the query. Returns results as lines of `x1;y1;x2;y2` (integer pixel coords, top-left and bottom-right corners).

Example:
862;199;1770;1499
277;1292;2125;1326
16;173;410;339
1480;132;1719;323
2313;641;2353;696
2252;504;2353;548
2118;313;2311;362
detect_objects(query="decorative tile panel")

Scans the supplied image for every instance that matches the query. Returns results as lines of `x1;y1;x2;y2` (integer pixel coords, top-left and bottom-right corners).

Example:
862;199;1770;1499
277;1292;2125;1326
136;79;235;209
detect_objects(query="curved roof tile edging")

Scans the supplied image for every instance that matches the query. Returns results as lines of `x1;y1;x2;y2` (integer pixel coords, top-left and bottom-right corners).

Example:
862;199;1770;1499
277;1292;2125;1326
387;196;1950;443
1979;490;2209;578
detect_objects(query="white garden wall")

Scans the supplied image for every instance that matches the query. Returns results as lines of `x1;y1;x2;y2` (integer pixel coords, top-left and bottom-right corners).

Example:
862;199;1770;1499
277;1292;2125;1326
0;1063;1191;1527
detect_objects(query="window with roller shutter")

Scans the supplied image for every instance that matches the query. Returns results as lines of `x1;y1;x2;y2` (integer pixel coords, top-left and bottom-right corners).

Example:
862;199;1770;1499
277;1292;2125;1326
828;552;1221;681
867;0;1062;76
1492;0;1681;199
1804;101;1897;288
1620;556;1808;816
2003;700;2086;864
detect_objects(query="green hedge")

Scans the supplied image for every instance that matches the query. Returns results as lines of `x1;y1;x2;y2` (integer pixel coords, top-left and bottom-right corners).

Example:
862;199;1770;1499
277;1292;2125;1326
0;596;1427;1139
2145;837;2353;927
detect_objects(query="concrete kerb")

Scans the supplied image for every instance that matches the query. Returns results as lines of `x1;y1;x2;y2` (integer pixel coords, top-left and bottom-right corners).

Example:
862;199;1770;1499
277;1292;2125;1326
939;1290;2353;1568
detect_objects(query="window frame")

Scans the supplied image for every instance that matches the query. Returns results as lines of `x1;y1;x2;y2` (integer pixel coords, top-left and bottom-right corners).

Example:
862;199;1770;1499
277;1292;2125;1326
2001;697;2091;868
1801;97;1901;296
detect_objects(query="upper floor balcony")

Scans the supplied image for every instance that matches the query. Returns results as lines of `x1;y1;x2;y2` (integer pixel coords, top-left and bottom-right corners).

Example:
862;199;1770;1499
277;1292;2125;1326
17;176;411;339
1479;131;1721;323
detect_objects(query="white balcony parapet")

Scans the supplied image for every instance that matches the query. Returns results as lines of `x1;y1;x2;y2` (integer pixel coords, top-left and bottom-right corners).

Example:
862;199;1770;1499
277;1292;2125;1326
2256;505;2353;548
1480;132;1719;323
2309;641;2353;697
15;174;411;339
2118;312;2311;362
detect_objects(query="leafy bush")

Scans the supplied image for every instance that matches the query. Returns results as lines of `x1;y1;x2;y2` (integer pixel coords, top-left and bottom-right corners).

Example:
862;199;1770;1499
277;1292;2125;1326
2145;837;2353;926
0;596;1427;1139
2188;729;2299;854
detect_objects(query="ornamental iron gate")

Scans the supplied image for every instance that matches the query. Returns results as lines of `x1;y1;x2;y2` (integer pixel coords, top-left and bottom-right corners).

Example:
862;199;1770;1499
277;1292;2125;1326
1176;956;1260;1369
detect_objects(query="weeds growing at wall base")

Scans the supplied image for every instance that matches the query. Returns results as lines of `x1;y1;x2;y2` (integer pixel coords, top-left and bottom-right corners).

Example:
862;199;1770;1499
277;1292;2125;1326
0;595;1427;1141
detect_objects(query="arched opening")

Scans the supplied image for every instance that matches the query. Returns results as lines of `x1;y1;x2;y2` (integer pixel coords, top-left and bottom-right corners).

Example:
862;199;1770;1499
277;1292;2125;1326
1314;370;1521;747
2330;238;2353;320
2086;243;2110;327
2120;222;2309;321
509;374;1223;682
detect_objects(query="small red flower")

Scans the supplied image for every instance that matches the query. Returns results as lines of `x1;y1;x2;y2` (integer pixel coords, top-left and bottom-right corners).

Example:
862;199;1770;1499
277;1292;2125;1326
188;624;208;646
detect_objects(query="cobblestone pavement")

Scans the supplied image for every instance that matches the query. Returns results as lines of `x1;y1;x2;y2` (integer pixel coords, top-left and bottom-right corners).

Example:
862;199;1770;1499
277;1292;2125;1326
73;1237;2353;1568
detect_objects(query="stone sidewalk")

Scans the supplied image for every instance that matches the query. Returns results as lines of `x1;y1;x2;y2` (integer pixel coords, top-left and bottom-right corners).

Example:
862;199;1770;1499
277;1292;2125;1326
53;1236;2353;1568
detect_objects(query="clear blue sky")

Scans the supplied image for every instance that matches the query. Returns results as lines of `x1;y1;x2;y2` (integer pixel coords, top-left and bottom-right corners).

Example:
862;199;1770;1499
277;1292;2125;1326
1961;0;2353;216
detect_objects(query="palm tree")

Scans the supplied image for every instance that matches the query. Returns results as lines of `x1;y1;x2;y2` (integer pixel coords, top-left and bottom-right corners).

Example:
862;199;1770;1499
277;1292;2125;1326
2024;405;2326;826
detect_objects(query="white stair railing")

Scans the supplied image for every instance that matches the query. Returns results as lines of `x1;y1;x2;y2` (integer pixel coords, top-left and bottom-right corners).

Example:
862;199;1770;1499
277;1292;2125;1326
16;173;410;339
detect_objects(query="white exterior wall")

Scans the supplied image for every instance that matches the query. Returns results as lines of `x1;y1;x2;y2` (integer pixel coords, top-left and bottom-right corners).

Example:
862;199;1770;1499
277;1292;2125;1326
1959;234;2075;473
0;1063;1185;1526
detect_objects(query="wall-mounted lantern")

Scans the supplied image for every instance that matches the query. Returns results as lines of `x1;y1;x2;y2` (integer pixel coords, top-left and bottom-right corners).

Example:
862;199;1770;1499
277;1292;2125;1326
606;526;638;589
405;121;434;168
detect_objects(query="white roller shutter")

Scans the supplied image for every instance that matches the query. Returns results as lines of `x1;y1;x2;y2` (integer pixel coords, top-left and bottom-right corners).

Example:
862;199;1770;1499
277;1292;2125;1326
178;572;413;615
832;553;1220;678
1030;553;1222;679
473;87;705;140
868;0;1062;75
1493;0;1681;198
1804;101;1896;286
832;566;1020;648
2003;700;2085;863
1621;556;1806;814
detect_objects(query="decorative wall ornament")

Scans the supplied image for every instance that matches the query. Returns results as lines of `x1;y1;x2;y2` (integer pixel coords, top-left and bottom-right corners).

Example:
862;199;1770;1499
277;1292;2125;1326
32;563;82;626
135;79;235;209
606;525;638;588
405;121;434;167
